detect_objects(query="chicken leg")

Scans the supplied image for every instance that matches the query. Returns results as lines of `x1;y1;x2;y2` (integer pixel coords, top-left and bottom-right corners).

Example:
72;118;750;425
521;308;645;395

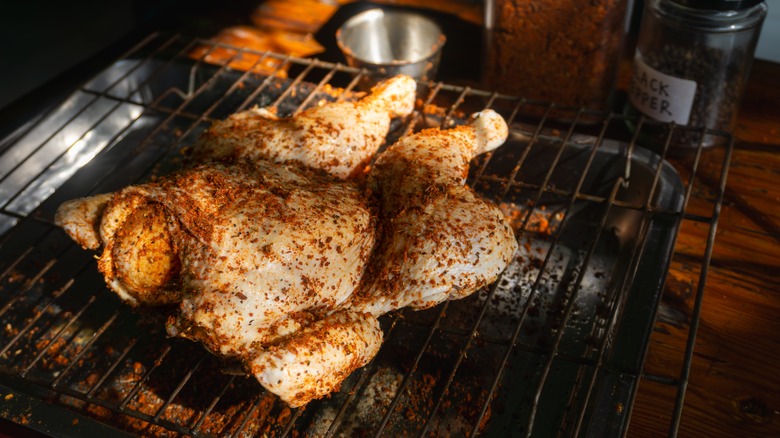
194;75;416;179
352;110;517;314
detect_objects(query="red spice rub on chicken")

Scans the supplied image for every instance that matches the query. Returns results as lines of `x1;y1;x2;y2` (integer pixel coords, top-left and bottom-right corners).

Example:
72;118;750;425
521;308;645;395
54;75;517;407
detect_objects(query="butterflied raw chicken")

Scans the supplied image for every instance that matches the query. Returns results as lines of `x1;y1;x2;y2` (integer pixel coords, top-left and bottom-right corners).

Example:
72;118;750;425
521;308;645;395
55;79;516;407
194;74;416;179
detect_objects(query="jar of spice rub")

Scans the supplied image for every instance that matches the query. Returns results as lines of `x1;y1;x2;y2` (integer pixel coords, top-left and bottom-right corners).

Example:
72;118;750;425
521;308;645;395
483;0;630;120
625;0;768;152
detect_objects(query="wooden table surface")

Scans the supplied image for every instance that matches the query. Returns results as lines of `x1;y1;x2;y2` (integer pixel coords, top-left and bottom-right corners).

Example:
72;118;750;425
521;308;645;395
201;1;780;436
631;59;780;437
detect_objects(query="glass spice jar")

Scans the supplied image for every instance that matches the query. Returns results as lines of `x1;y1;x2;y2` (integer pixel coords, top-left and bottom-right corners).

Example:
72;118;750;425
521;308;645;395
625;0;768;152
483;0;630;120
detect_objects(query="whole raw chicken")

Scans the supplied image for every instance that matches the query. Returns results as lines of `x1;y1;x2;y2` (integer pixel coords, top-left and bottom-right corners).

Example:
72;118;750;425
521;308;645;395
54;75;517;407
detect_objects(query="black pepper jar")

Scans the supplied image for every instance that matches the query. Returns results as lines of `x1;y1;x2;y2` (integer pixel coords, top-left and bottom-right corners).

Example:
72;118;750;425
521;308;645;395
625;0;767;152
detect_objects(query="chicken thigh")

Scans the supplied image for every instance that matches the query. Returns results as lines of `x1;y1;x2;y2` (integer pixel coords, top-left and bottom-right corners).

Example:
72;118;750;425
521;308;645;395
194;75;416;179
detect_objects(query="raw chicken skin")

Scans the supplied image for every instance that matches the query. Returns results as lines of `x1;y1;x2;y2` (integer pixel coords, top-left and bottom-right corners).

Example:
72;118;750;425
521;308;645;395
195;75;416;179
54;192;113;250
91;163;375;356
251;310;382;407
168;164;376;356
55;79;517;407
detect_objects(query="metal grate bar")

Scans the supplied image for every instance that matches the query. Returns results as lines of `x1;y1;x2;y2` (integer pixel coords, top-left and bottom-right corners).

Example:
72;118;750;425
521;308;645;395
0;279;75;358
494;105;553;204
399;82;444;139
441;86;471;128
323;365;374;437
525;176;626;437
267;62;320;110
669;138;733;437
19;291;101;378
51;309;121;388
0;247;33;280
118;344;172;410
153;353;207;421
335;70;368;103
419;279;503;436
279;408;304;437
112;38;201;107
291;63;342;116
0;258;57;319
235;56;293;113
190;374;236;433
373;302;451;436
86;337;139;399
642;373;677;386
157;38;247;103
229;393;268;438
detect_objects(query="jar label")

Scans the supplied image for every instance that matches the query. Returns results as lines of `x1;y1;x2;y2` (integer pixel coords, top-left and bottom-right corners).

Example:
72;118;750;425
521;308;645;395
629;54;697;125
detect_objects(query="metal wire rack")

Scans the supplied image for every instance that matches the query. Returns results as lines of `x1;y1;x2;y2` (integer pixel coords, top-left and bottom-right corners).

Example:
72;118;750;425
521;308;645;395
0;33;732;437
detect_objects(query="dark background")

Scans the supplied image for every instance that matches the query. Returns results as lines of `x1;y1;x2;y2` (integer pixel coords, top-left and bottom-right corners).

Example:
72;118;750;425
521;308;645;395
0;0;263;111
1;0;776;114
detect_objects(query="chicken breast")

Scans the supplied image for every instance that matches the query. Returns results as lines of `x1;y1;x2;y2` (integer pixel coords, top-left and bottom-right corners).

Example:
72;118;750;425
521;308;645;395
194;75;416;179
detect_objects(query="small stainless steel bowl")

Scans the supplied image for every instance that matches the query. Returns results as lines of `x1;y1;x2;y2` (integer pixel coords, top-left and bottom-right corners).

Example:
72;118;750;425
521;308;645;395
336;9;446;85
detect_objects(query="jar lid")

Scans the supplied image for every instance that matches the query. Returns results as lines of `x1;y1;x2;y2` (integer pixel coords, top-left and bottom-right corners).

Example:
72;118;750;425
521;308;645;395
674;0;764;10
